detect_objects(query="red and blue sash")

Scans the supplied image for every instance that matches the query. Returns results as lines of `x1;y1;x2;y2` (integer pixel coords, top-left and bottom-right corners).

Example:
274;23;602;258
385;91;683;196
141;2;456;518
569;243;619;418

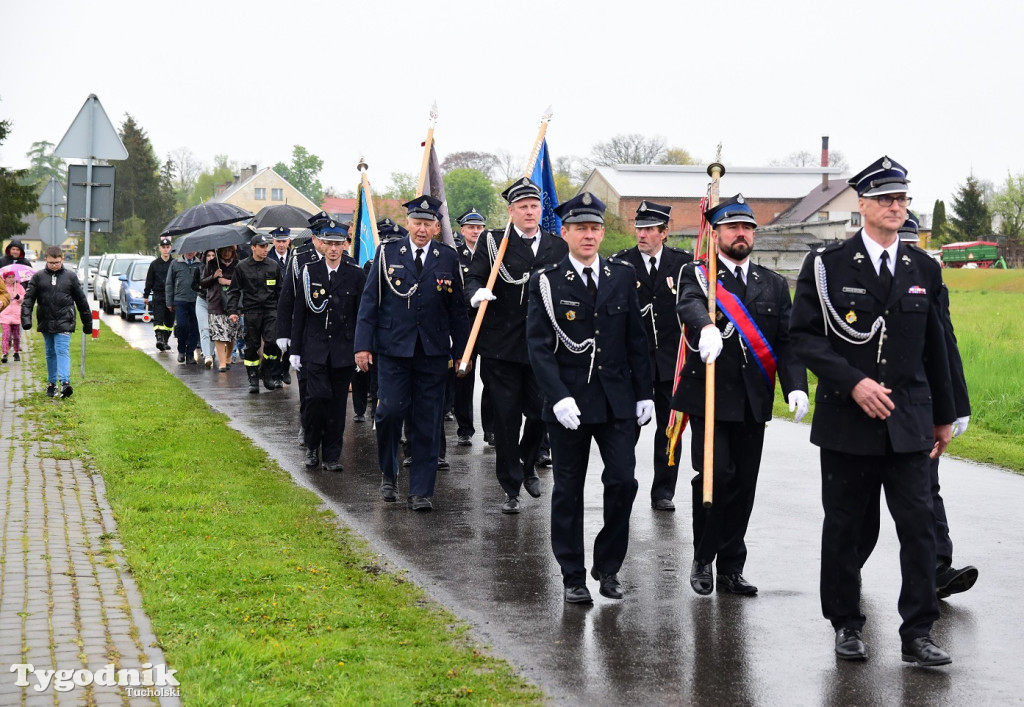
699;265;778;389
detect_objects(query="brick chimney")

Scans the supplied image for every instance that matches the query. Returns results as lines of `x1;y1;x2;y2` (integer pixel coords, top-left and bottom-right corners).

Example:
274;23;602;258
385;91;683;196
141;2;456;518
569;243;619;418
239;164;257;183
821;136;830;190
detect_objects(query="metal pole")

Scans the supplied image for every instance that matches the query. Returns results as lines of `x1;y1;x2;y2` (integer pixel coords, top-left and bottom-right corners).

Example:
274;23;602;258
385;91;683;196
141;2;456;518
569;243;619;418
80;99;96;378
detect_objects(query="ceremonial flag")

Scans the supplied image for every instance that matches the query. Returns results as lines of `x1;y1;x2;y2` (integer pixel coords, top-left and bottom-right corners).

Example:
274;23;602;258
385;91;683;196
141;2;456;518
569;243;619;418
530;138;562;235
351;182;378;266
421;140;456;247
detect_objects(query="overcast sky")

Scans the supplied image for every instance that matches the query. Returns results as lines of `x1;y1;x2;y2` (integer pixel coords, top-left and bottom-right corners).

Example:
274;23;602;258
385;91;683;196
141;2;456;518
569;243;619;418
2;0;1022;212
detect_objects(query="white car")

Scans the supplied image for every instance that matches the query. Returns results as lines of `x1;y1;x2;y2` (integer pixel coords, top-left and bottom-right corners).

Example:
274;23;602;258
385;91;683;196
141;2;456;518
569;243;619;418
100;255;149;314
77;255;101;292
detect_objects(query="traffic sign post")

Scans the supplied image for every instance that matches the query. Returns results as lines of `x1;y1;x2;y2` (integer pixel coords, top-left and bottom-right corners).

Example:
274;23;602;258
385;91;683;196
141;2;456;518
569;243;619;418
54;94;128;377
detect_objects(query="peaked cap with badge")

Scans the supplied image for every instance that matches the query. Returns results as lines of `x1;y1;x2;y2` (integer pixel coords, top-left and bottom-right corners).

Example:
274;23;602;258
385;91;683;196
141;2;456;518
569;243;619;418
457;208;486;226
847;155;910;197
898;211;920;241
555;192;606;224
635;200;672;228
269;226;291;239
501;177;543;204
403;195;444;221
704;194;757;228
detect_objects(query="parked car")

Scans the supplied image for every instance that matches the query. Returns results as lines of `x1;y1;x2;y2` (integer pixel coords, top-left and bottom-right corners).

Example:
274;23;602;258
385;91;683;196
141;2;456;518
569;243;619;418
93;252;141;305
119;260;150;321
100;254;148;314
77;255;101;292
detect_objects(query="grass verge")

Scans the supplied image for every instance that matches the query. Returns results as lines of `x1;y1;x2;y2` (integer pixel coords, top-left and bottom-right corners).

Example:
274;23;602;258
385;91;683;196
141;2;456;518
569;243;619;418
24;334;543;706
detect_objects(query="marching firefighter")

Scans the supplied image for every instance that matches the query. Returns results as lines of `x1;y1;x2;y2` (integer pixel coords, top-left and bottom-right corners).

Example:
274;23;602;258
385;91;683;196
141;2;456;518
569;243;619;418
143;236;176;351
226;232;284;394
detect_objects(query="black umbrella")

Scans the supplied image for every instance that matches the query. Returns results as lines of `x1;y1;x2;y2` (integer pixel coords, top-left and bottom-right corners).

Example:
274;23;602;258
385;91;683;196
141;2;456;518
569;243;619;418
161;202;253;237
170;224;255;255
251;204;314;230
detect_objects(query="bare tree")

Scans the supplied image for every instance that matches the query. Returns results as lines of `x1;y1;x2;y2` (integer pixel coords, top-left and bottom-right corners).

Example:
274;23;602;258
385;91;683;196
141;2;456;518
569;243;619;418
588;134;667;167
440;151;497;179
169;147;202;194
494;150;525;184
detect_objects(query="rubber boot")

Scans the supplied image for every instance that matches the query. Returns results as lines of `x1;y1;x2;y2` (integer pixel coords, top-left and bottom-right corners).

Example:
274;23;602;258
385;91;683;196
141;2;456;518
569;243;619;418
247;366;260;394
262;358;278;391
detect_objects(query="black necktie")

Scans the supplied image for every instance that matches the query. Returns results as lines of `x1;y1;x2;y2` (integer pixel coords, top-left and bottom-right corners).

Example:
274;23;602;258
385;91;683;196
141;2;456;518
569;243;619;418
879;251;892;294
329;270;335;286
734;265;746;298
583;266;597;301
522;236;536;247
415;248;424;275
649;256;658;281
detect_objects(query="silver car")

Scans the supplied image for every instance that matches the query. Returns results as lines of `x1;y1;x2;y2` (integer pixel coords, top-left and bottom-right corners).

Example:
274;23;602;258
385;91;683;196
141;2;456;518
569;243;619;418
99;255;149;314
77;255;101;292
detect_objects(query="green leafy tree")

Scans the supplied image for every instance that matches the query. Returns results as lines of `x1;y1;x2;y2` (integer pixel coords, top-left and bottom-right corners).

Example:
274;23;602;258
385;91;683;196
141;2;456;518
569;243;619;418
381;172;418;202
932;199;948;244
0;119;39;239
23;140;66;193
189;155;236;207
443;169;499;231
949;175;992;240
273;145;324;205
113;114;175;247
658;147;699;165
991;172;1024;241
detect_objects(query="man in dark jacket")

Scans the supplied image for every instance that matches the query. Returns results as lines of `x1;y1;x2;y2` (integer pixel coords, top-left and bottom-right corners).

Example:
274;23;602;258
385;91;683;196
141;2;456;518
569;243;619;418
0;240;33;268
21;246;92;398
143;237;175;351
227;232;283;393
165;250;202;364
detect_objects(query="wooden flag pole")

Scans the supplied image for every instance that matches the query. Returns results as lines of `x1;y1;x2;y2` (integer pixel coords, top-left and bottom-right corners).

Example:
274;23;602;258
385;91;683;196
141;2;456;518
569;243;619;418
457;106;553;375
416;101;438;195
702;149;725;508
357;157;381;248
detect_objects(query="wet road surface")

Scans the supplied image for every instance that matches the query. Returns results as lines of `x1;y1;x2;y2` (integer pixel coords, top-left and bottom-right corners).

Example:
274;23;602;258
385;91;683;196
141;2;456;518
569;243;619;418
103;314;1024;705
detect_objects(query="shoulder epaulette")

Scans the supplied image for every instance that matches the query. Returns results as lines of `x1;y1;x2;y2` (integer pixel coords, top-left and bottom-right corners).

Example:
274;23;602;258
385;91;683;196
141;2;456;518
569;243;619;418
665;245;692;256
815;240;845;255
607;256;632;267
536;262;559;275
612;248;631;259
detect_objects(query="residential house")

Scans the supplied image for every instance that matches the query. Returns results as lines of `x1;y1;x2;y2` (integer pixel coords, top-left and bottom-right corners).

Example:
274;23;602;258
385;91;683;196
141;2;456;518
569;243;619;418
211;165;320;216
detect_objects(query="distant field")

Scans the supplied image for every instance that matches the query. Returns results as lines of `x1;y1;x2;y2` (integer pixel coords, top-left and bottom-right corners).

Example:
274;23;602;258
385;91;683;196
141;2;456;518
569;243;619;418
942;267;1024;293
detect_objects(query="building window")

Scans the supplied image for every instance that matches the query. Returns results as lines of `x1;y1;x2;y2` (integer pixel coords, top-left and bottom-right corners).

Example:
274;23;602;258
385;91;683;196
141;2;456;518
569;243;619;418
818;211;829;222
850;212;861;227
254;188;266;200
271;188;284;201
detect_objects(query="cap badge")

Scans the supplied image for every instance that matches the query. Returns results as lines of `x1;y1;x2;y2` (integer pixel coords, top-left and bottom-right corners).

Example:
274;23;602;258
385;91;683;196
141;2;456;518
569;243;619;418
420;200;429;209
737;194;746;204
882;158;892;169
582;193;593;205
521;178;529;186
639;201;647;211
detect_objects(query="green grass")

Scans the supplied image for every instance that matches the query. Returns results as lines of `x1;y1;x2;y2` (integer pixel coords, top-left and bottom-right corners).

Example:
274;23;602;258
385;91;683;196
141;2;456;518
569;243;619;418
772;269;1024;472
25;336;543;706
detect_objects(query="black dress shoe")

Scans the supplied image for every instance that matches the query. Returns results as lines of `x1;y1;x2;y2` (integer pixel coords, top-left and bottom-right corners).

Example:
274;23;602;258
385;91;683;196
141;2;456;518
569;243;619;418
901;636;951;666
501;495;521;514
690;561;714;595
444;412;455;421
408;495;433;511
457;434;472;446
304;448;320;468
402;457;412;468
936;564;979;598
353;414;365;422
380;479;398;503
564;585;593;604
177;353;186;363
437;457;450;470
536;452;552;468
835;628;868;661
523;475;541;498
717;573;758;595
590;568;623;599
483;431;495;446
652;498;675;511
324;460;343;472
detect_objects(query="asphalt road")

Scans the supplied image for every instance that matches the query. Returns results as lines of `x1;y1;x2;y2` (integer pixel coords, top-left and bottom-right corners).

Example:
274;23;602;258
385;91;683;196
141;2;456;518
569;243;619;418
102;313;1024;706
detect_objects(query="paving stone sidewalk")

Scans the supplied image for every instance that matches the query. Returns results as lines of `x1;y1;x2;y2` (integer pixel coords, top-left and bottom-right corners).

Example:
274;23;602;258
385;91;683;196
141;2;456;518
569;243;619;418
0;340;179;706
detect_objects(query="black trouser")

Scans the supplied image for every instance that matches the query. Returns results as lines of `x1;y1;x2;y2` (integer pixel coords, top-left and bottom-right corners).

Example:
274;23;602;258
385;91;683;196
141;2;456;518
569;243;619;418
150;295;173;340
635;378;678;502
352;368;369;415
688;413;765;574
820;447;938;642
858;456;953;568
241;308;280;372
548;417;638;587
480;357;543;497
302;363;354;462
453;353;493;438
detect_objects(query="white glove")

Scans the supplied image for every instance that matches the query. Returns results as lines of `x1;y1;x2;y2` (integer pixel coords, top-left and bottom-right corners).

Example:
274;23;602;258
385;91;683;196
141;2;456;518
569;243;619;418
470;287;496;308
952;415;970;438
276;338;290;351
553;397;581;430
635;399;655;426
788;390;810;423
698;325;724;364
289;355;302;371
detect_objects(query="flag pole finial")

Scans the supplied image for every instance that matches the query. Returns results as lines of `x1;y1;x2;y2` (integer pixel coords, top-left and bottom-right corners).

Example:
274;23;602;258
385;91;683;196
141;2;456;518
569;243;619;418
357;157;368;172
429;101;438;124
541;105;553;122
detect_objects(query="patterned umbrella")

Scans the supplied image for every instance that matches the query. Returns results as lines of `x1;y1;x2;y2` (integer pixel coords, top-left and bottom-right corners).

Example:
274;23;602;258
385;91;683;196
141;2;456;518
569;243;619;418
0;263;36;282
251;204;314;230
161;202;253;237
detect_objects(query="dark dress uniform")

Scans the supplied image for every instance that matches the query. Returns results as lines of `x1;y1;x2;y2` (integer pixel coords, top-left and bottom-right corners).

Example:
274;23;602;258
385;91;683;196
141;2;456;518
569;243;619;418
527;252;653;591
614;243;692;505
452;236;493;441
790;230;956;645
464;215;568;502
278;235;322;427
226;236;283;393
354;208;470;506
290;256;365;468
143;245;174;350
672;254;806;580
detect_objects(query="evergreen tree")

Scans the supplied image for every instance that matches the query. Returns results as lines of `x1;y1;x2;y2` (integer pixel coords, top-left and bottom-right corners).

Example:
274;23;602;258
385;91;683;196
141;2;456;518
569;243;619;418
949;175;991;240
23;141;66;193
113;114;175;249
0;119;38;240
931;199;948;244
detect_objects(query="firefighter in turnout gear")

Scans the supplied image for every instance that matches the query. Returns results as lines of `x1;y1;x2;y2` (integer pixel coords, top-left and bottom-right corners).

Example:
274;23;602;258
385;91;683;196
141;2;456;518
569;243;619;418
227;232;284;393
144;237;176;351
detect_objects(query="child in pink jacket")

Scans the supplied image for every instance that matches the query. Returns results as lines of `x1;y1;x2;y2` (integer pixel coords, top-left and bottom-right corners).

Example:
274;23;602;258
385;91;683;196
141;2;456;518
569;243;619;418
1;272;25;363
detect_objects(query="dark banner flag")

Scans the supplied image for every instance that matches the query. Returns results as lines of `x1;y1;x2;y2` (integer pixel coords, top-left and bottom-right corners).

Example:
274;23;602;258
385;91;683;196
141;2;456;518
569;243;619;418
530;138;562;235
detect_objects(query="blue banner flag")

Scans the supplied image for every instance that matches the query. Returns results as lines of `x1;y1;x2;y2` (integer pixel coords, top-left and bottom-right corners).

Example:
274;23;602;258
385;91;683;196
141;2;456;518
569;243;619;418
352;183;378;266
530;138;562;235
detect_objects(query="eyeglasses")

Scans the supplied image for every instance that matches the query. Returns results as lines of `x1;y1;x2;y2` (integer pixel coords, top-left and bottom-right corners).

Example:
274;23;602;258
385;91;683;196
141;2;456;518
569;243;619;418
871;195;912;207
